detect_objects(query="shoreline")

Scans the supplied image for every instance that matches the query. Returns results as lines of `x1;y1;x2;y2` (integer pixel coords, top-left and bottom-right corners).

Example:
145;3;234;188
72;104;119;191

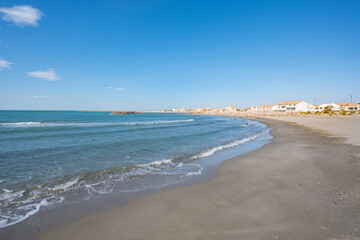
0;116;271;239
35;117;360;240
200;112;360;146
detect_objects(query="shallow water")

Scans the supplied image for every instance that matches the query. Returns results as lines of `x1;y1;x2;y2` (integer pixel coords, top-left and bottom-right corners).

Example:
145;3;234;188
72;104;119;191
0;111;270;228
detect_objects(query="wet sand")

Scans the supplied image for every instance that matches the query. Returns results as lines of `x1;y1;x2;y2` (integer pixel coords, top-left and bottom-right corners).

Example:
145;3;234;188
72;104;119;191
36;118;360;240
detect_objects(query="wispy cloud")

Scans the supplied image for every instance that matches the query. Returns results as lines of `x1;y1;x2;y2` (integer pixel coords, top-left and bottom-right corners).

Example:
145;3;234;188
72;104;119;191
106;86;124;91
0;59;12;70
34;95;50;99
27;69;60;81
0;5;43;27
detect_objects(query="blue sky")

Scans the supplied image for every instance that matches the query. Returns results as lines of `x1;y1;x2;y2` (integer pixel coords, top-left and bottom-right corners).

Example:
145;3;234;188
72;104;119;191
0;0;359;110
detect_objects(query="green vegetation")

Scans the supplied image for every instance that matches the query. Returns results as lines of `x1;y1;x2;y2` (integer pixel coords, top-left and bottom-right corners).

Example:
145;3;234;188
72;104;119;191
322;106;332;114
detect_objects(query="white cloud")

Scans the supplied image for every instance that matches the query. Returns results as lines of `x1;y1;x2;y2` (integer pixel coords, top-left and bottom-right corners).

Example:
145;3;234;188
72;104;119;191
27;69;60;81
34;95;50;99
106;86;113;89
0;59;12;70
115;88;124;91
0;5;43;27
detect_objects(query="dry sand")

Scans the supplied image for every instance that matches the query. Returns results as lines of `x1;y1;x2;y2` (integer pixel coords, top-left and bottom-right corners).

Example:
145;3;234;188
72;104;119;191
263;116;360;146
36;118;360;240
202;111;360;145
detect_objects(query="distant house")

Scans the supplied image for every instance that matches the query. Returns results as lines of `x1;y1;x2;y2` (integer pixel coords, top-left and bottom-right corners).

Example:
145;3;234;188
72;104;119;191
257;105;275;111
312;105;319;112
318;103;338;111
225;105;238;112
172;107;187;112
319;104;329;111
332;103;359;111
273;101;315;112
316;103;359;112
245;106;257;111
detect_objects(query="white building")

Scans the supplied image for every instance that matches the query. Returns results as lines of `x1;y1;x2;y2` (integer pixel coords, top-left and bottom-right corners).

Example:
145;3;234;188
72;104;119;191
318;103;339;111
257;105;275;111
225;105;238;112
245;106;258;111
172;107;187;112
311;105;319;112
332;103;359;111
318;103;359;111
273;101;315;112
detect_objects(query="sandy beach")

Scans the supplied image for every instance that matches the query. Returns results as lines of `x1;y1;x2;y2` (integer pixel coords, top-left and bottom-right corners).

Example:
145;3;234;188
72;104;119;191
264;116;360;146
35;117;360;240
201;112;360;146
2;0;359;239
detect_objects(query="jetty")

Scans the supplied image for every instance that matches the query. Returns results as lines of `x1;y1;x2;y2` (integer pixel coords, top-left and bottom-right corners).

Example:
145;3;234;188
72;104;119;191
110;111;140;115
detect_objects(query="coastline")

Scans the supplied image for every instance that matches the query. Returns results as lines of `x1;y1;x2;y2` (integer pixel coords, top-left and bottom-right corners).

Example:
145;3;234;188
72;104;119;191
199;111;360;146
36;117;360;240
0;115;271;239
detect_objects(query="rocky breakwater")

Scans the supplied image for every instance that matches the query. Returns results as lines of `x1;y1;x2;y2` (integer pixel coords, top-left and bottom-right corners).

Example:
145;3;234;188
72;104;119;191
110;111;141;115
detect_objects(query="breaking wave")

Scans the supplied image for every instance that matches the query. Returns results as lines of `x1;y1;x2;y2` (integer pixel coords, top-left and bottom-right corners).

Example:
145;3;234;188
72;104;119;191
0;130;267;228
0;119;194;128
191;132;264;159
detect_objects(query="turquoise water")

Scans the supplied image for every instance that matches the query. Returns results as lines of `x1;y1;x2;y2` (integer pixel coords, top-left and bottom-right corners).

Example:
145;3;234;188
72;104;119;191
0;111;270;228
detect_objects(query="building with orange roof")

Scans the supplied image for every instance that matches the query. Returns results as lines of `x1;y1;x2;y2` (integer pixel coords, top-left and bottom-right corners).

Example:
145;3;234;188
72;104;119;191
225;105;238;112
332;103;358;111
276;101;303;105
245;106;257;111
257;105;275;111
318;103;359;111
272;101;316;112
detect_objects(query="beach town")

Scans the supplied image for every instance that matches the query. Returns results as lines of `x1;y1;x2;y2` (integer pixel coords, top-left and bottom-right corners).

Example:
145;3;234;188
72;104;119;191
171;101;360;114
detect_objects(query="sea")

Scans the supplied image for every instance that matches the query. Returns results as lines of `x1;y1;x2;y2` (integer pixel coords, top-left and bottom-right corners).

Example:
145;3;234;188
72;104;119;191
0;111;272;230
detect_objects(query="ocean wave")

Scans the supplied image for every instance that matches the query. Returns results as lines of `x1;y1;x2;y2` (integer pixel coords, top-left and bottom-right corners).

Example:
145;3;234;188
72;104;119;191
0;122;42;126
0;119;194;128
191;132;265;159
0;157;200;228
0;185;65;228
0;127;267;229
137;159;174;168
0;122;199;142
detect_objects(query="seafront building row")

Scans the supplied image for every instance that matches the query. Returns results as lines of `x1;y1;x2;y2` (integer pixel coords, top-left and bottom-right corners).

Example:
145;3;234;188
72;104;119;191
172;101;360;113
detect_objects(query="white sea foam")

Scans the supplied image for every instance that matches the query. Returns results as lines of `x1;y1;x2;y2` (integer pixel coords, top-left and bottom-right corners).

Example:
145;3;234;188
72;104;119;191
191;132;264;159
0;126;269;228
137;159;174;168
0;189;25;204
0;196;64;228
0;119;194;128
49;178;79;191
184;164;203;176
1;122;42;126
123;119;194;126
186;170;202;176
